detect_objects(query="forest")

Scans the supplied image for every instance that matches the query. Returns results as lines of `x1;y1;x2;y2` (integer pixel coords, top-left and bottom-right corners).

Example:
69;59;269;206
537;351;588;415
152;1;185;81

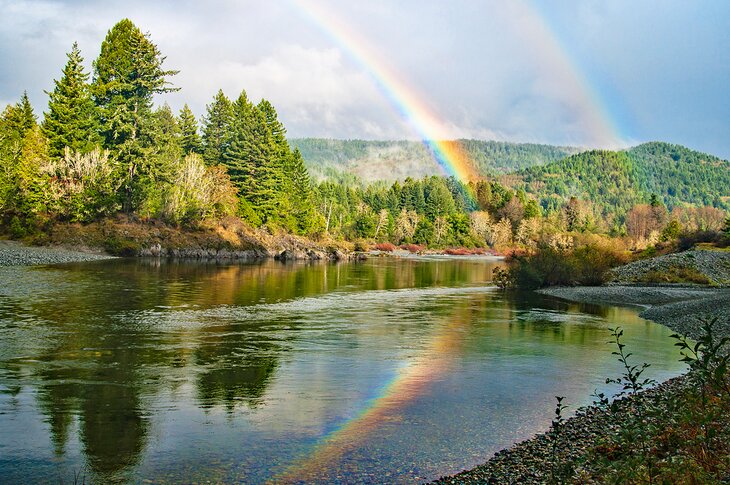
1;19;728;252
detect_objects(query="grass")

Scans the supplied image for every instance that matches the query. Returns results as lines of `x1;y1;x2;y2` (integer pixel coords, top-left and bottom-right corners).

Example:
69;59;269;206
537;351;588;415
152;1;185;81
638;265;712;285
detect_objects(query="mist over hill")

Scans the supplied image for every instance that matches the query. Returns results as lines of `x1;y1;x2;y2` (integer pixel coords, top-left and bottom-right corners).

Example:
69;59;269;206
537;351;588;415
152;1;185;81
293;138;729;214
291;138;580;182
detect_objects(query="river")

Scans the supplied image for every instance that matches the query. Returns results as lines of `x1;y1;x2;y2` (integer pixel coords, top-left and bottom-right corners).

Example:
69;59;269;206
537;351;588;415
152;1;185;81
0;256;686;483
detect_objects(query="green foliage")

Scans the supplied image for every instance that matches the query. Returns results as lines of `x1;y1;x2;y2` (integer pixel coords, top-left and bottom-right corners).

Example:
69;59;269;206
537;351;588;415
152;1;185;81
584;319;730;483
202;90;233;165
507;243;625;289
178;104;202;155
518;143;730;225
605;327;657;398
671;318;730;397
42;42;101;158
92;18;178;212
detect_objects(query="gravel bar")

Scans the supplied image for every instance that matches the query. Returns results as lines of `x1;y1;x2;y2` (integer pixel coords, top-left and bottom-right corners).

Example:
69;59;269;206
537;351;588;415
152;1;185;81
432;284;730;484
0;240;115;266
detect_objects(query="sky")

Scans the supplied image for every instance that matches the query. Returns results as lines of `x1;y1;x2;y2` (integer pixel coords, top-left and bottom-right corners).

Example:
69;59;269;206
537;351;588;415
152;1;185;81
1;0;728;158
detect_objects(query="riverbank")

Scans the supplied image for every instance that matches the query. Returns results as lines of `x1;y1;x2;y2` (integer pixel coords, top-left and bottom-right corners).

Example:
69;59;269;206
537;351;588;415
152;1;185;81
3;217;505;263
0;240;115;266
433;284;730;483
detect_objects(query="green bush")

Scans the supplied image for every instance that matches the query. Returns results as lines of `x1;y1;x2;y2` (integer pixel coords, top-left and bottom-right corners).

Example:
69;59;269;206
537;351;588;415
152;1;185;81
508;243;625;289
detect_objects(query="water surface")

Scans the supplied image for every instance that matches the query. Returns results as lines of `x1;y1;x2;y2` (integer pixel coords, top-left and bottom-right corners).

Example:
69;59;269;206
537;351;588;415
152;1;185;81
0;257;686;483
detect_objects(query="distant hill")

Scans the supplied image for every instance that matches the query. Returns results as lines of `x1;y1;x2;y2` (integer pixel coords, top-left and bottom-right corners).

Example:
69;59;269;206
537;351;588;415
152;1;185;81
291;138;580;182
516;142;730;214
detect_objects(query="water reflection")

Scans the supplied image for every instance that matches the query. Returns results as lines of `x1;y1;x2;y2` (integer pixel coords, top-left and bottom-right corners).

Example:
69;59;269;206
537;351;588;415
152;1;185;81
0;257;684;484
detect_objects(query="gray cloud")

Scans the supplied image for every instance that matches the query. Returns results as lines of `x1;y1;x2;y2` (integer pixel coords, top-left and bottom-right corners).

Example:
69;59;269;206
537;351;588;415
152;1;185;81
1;0;728;157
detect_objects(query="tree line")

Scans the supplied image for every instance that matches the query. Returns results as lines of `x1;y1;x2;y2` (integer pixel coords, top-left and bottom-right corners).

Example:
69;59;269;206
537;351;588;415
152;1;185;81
0;19;316;235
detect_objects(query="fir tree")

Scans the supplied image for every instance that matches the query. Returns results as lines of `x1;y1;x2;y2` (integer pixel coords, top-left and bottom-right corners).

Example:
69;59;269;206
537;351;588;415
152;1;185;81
202;90;233;165
3;92;37;141
178;104;202;155
42;42;101;158
92;18;178;211
222;91;279;222
285;148;316;232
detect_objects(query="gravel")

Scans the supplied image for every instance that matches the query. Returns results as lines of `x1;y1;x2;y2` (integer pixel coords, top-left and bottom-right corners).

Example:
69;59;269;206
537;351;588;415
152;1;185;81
539;285;730;342
0;240;115;266
607;249;730;286
431;376;694;484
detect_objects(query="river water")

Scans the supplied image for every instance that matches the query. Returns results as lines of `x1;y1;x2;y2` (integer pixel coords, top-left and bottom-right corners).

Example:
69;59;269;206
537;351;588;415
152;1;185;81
0;256;685;483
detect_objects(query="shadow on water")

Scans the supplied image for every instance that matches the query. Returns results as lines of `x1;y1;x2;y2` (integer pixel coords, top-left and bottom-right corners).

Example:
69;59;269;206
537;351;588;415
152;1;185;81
0;257;684;483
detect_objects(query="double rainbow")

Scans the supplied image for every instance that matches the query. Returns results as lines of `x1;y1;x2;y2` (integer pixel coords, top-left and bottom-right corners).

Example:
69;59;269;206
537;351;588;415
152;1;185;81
290;0;625;184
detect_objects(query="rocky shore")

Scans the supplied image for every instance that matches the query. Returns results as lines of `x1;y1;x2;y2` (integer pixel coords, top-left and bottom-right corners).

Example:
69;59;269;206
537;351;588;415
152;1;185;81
0;240;115;266
606;248;730;286
433;276;730;483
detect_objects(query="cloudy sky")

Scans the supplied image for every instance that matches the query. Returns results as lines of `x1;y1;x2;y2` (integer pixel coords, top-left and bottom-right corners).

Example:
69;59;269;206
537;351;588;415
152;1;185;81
1;0;728;157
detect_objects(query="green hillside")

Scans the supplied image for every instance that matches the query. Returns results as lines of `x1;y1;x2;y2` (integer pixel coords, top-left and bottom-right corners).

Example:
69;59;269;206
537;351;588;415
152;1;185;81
516;142;730;215
626;142;730;209
291;138;579;181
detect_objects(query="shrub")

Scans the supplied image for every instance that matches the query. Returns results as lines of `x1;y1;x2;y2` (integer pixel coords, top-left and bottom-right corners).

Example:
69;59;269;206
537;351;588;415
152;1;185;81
677;230;723;251
373;242;396;252
508;242;626;289
400;243;424;253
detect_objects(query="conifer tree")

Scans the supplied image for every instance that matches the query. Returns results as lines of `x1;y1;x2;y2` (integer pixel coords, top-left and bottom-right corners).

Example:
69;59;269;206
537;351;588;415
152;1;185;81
202;90;233;165
92;18;178;211
222;91;279;222
178;104;202;155
42;42;100;158
3;92;37;141
285;148;316;232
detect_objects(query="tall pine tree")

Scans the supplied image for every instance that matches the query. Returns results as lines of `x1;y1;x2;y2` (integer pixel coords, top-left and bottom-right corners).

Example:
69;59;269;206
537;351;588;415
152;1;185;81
178;104;202;155
202;90;233;165
92;18;178;211
223;91;279;222
42;42;100;158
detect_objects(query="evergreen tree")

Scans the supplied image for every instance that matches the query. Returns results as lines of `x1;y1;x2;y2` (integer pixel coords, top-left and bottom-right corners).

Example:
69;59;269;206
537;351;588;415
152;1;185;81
3;92;37;141
257;99;289;159
92;18;178;211
285;148;316;232
202;90;233;165
42;42;100;158
178;104;202;155
223;91;279;222
147;103;182;182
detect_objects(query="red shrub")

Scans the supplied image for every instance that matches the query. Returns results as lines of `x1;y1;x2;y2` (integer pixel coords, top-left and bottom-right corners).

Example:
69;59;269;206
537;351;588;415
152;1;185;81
400;244;425;253
374;242;396;252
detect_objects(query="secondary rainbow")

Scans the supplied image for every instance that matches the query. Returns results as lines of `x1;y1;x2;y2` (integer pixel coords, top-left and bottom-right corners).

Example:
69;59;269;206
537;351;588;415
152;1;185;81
290;0;626;175
290;0;480;182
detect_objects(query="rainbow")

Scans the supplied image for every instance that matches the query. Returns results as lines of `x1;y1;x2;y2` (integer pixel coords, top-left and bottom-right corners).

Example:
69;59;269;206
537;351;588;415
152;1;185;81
289;0;481;183
271;2;627;480
289;0;626;185
516;0;626;147
271;309;474;483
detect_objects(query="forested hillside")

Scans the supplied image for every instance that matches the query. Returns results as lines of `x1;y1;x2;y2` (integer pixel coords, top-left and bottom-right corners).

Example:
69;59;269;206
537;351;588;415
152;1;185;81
516;143;730;218
291;138;579;181
626;142;730;209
